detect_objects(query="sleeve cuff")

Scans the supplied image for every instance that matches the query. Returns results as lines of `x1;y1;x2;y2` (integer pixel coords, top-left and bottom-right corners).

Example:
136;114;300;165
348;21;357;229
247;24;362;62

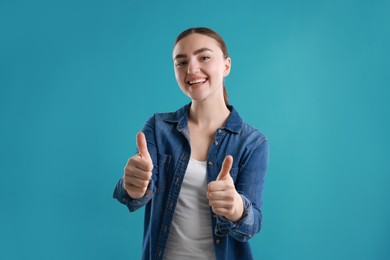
215;195;254;237
113;178;154;212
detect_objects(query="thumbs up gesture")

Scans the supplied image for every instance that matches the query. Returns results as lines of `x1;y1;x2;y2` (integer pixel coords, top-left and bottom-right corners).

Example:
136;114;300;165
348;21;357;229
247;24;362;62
123;132;154;199
207;155;244;222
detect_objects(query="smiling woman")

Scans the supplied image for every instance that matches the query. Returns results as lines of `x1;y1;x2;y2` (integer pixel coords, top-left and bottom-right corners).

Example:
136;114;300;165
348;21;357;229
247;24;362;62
113;27;269;260
174;28;231;105
173;33;231;110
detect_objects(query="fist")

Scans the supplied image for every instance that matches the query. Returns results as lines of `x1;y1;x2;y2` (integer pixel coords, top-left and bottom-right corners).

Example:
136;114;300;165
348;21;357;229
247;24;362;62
207;155;244;222
123;132;153;199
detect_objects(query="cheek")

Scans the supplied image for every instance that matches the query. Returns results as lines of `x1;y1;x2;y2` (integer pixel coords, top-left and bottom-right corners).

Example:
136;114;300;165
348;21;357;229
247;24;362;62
175;71;184;83
207;65;225;81
207;60;225;74
175;70;187;89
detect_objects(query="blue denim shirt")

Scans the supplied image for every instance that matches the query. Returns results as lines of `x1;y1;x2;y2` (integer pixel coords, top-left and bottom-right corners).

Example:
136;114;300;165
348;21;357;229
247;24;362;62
113;103;269;260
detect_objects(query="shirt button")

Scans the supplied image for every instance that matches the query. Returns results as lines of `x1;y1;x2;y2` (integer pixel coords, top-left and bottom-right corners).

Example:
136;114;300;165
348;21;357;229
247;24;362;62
215;239;220;244
217;129;222;134
214;140;219;145
208;161;213;166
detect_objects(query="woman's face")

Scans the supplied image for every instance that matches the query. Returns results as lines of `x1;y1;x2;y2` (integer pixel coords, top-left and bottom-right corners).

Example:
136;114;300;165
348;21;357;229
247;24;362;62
173;33;231;103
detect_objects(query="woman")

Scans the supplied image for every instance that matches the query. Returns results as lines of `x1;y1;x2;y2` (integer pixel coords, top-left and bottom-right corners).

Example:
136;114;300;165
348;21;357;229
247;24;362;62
113;27;269;260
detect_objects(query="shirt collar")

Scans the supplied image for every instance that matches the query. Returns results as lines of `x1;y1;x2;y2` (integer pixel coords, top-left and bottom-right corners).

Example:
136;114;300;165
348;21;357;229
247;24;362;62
164;103;243;133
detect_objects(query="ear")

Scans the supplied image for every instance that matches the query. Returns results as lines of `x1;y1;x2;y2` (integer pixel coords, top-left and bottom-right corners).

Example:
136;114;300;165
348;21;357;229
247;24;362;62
223;57;231;77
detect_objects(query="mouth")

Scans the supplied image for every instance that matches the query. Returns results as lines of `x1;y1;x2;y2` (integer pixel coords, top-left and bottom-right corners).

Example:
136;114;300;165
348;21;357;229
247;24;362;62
187;78;207;86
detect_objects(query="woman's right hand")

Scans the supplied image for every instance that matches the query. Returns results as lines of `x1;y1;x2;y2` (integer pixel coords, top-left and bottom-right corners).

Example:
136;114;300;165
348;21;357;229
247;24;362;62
123;132;154;199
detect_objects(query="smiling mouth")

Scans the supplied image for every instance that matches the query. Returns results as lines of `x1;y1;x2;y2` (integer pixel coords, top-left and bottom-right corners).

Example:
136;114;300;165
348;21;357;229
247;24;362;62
187;78;207;86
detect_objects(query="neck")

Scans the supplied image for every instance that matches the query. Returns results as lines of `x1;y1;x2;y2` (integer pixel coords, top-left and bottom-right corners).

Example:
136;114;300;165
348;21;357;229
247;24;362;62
189;97;230;129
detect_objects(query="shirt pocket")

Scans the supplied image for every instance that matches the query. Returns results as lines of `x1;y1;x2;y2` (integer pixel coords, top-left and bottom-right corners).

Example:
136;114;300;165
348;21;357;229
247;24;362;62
154;152;172;192
230;167;239;182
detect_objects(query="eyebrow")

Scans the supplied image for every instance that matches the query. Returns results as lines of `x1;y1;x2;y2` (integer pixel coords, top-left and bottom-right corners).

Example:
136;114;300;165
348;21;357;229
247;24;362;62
173;47;213;60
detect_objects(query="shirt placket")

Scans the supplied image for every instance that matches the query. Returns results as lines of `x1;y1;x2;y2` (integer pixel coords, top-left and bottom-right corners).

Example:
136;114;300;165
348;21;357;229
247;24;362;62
207;128;227;259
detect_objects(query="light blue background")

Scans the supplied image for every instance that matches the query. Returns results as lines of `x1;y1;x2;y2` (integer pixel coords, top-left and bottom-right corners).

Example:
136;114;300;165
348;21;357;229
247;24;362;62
1;0;389;259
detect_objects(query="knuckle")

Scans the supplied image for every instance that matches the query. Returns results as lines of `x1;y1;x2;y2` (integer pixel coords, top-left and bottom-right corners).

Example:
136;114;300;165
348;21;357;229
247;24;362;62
146;164;153;172
124;183;131;191
123;175;130;183
127;157;136;165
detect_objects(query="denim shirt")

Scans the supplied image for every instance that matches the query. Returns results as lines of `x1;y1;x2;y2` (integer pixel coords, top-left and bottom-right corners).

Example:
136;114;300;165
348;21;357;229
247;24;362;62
113;103;269;260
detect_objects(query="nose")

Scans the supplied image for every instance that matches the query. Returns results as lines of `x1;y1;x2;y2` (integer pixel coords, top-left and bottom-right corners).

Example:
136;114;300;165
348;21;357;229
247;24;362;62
187;58;200;74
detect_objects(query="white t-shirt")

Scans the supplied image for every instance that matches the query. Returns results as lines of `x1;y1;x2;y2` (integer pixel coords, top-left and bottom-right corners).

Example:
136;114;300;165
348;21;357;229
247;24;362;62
163;159;216;260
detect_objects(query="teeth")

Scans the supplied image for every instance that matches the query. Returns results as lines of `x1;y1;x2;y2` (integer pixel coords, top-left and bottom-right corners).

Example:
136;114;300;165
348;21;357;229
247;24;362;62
189;79;206;85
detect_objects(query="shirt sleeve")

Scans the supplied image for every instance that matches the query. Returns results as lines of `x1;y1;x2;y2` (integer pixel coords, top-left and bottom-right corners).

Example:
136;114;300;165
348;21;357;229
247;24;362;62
113;177;155;212
215;137;269;242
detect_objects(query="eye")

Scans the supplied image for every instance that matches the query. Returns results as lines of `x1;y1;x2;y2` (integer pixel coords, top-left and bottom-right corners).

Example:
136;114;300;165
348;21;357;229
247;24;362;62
200;56;210;61
175;61;187;67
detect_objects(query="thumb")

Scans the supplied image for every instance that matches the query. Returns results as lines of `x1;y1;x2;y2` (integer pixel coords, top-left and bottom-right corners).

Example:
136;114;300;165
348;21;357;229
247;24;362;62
217;155;233;181
136;132;150;159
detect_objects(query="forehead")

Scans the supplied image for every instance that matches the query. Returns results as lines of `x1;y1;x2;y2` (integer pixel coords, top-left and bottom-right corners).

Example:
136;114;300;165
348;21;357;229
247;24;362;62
173;33;222;57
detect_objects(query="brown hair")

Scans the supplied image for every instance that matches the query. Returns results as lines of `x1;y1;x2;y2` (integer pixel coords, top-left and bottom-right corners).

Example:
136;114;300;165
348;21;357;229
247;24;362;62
174;27;230;105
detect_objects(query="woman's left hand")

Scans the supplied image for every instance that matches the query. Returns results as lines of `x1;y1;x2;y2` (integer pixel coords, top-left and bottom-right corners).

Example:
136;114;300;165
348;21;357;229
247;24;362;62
207;155;244;222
